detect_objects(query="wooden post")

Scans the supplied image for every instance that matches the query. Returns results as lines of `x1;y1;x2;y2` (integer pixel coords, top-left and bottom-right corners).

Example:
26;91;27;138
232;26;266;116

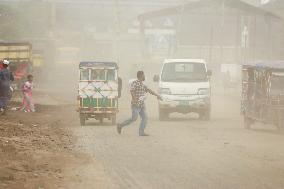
209;26;214;64
114;0;120;64
252;16;257;62
139;19;146;58
220;0;225;65
50;0;56;33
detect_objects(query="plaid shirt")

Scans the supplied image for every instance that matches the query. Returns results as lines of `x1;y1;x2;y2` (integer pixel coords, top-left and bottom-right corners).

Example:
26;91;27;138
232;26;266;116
130;80;148;107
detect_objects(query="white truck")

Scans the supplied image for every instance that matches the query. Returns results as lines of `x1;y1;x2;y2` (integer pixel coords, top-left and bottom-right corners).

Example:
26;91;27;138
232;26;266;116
154;59;212;121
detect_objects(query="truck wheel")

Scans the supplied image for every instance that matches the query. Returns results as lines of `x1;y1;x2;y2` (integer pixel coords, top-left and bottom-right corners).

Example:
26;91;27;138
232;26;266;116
99;118;103;124
80;114;86;126
277;110;284;131
199;110;210;121
203;110;211;121
244;116;252;129
112;115;117;125
159;108;169;121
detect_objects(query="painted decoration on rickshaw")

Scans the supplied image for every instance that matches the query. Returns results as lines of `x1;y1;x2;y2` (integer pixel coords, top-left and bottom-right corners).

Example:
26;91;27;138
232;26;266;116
79;81;118;98
78;67;118;108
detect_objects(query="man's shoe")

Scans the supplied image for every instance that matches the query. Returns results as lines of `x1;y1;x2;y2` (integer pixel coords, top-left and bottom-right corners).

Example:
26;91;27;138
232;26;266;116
0;108;7;115
117;124;122;134
139;133;149;137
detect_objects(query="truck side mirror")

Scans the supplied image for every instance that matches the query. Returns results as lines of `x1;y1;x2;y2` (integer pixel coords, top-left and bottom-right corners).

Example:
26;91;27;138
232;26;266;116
207;70;212;77
153;75;159;82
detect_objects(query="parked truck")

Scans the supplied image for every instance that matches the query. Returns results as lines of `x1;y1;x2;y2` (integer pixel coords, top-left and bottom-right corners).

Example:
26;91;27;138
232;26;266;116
154;59;212;121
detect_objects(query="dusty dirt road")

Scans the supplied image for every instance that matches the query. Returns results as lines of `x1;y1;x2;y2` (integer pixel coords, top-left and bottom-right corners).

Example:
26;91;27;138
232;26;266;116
67;93;284;189
0;104;76;189
2;86;284;189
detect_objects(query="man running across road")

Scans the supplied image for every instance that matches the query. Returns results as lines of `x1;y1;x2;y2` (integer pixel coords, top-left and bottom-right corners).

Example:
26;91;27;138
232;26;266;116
117;71;162;136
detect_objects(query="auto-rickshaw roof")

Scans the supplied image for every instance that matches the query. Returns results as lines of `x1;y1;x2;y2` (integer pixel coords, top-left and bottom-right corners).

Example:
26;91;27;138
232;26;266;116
79;62;118;69
242;61;284;71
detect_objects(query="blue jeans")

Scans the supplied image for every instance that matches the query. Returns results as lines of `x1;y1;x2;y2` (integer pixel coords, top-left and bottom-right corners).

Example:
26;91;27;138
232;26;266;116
119;104;148;135
0;97;8;109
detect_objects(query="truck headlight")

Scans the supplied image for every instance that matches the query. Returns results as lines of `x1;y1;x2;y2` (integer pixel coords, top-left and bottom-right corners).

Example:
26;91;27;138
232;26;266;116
198;88;210;95
159;88;171;95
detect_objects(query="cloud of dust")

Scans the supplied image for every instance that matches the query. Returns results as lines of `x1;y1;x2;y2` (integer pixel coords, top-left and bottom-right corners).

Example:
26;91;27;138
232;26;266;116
1;0;283;106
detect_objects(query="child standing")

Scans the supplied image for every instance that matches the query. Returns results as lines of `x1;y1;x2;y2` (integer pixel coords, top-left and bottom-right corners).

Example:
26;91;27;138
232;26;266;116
21;74;35;112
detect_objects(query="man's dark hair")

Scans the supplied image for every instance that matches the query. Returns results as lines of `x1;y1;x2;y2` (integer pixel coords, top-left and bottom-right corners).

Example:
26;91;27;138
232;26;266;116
137;71;144;78
27;74;33;80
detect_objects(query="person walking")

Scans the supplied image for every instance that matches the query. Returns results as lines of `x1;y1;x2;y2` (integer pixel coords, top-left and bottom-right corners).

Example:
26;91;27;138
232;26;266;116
117;71;162;136
21;74;35;112
0;60;14;114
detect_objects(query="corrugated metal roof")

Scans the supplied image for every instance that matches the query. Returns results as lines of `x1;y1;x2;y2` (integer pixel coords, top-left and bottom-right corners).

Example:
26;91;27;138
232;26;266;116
262;0;284;20
138;0;281;21
0;0;193;6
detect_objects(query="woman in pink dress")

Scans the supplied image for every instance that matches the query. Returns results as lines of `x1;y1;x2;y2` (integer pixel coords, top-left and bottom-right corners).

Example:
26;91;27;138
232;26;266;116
21;75;35;112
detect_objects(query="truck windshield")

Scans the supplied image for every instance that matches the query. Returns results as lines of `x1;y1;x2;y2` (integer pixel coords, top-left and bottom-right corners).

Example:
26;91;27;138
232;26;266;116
270;76;284;94
161;62;207;82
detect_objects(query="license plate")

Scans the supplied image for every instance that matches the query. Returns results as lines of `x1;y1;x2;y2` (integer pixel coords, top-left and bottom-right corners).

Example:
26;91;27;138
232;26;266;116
179;101;189;106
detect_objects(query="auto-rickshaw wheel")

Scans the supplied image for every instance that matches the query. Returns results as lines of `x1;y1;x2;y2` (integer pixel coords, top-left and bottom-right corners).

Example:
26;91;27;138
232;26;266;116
277;109;284;131
112;114;117;125
99;118;103;124
80;114;86;126
200;110;210;121
159;108;169;121
244;116;252;129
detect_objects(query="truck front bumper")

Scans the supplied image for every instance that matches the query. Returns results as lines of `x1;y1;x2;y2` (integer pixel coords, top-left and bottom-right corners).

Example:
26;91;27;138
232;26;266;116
159;94;210;113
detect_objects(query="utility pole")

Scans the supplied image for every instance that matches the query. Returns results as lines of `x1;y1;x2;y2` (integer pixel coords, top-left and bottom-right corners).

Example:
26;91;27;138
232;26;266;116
114;0;120;64
50;0;56;38
209;27;214;64
220;0;225;65
139;17;146;59
176;0;185;56
47;0;56;71
267;16;272;60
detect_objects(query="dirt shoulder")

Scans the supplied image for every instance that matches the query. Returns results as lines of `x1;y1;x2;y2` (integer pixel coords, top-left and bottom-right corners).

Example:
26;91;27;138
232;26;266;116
0;104;78;189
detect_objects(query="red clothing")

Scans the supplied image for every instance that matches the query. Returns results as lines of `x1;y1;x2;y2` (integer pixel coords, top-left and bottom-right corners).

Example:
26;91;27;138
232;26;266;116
0;63;3;70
